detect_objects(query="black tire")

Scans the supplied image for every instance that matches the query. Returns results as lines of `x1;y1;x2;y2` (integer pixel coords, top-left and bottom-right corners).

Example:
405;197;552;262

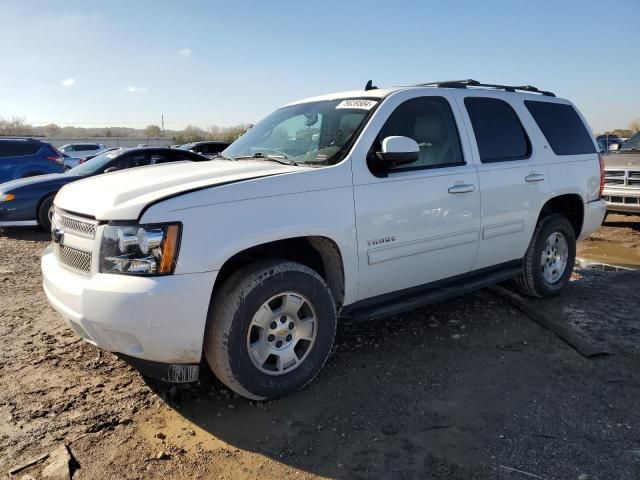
204;259;337;400
516;214;576;298
37;195;55;231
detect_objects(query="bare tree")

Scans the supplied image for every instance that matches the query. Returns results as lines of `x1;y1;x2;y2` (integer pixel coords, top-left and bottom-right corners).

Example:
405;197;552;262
629;119;640;134
144;124;162;137
42;123;61;138
0;116;33;136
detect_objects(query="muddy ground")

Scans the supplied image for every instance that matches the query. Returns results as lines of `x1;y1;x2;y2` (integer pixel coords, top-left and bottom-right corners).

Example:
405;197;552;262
1;214;639;480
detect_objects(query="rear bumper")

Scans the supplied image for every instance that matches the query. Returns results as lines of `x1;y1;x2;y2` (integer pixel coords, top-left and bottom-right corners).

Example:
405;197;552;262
578;199;606;241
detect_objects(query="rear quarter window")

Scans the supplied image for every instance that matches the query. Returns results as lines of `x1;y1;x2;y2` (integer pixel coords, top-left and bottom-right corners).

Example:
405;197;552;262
524;101;596;155
0;142;41;157
464;97;531;163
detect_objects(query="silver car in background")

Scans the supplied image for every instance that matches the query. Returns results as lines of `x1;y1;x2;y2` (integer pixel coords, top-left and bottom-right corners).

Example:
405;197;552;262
59;143;107;169
602;132;640;214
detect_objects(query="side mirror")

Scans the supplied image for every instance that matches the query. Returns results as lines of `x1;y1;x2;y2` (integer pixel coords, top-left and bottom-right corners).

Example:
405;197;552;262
376;136;420;166
608;143;620;152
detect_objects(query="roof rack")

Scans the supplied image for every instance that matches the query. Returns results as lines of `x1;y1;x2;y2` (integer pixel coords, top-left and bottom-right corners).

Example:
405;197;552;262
415;79;556;97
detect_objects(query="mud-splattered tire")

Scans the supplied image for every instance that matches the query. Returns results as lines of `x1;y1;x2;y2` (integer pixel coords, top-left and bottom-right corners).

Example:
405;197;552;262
204;260;337;400
516;214;576;298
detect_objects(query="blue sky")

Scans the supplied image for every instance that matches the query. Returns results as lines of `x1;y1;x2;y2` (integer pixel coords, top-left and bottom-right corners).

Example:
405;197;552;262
0;0;638;133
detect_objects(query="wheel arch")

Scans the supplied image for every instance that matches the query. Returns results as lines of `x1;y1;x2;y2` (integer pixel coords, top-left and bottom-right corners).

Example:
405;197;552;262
35;191;59;225
537;193;584;237
211;235;346;309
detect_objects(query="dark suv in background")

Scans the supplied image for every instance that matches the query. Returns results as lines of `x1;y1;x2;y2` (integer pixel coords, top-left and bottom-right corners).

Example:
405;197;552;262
178;141;231;158
0;138;65;183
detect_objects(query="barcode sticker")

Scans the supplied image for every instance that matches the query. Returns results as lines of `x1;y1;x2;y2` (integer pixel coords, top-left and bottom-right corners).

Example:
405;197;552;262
336;99;377;110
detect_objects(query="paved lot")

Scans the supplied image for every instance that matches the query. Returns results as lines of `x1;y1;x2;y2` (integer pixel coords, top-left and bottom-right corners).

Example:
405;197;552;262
1;218;639;480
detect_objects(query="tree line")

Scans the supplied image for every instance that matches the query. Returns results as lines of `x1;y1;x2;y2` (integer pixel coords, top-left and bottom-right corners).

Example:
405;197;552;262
0;116;252;144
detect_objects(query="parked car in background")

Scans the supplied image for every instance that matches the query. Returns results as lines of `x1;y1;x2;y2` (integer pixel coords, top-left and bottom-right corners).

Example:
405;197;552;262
179;141;231;158
0;147;208;230
602;131;640;214
77;147;121;165
59;143;108;169
0;138;65;183
41;80;605;400
596;135;624;153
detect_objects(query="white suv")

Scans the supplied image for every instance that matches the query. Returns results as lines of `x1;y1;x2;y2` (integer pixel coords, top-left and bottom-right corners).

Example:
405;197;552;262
42;80;606;400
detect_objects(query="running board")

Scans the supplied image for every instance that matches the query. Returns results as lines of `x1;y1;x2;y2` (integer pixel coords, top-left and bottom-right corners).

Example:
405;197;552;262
341;265;521;321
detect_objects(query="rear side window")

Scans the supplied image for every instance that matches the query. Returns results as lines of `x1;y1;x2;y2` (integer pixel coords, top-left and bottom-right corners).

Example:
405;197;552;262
524;101;596;155
0;141;41;157
464;97;531;163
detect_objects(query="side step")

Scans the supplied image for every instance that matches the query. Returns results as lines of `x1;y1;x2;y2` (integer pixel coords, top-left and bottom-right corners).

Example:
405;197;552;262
341;266;521;321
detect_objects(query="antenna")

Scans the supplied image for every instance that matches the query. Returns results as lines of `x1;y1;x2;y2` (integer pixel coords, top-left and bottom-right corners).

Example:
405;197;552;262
364;80;377;91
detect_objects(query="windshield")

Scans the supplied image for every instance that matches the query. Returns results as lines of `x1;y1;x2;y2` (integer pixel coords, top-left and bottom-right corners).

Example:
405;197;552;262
178;143;196;150
66;149;124;176
621;132;640;151
224;98;379;166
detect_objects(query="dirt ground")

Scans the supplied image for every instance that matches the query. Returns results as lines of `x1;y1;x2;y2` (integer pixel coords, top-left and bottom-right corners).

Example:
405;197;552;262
1;214;639;480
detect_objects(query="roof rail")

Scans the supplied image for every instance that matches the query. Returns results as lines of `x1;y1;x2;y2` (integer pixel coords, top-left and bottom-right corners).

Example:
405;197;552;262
415;79;556;97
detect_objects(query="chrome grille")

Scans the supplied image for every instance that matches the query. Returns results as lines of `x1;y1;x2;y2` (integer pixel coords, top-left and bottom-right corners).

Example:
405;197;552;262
52;209;98;239
604;169;640;188
54;243;92;275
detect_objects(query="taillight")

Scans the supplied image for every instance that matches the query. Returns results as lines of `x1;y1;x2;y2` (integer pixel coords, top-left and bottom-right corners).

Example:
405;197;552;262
598;153;605;198
46;155;64;166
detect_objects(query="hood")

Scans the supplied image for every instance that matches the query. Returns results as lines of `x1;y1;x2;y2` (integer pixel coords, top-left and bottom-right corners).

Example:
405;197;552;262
0;173;79;193
54;160;305;220
602;151;640;169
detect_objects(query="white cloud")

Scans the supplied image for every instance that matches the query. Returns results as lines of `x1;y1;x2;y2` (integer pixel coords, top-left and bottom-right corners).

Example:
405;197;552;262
126;86;147;93
61;78;76;87
177;48;192;57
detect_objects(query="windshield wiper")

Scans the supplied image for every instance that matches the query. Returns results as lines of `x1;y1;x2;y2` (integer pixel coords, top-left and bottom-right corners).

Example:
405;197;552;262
210;153;235;161
232;152;298;166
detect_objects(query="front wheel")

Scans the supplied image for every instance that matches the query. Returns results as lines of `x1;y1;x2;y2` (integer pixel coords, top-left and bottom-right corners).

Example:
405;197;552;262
516;214;576;298
204;260;337;400
37;195;55;231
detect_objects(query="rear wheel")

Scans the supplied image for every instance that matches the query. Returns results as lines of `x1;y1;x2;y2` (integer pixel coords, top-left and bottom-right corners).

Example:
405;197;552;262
516;214;576;298
37;195;55;231
204;260;337;400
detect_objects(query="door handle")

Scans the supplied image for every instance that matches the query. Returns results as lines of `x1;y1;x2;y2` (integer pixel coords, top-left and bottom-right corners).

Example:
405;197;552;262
525;173;545;183
448;184;476;194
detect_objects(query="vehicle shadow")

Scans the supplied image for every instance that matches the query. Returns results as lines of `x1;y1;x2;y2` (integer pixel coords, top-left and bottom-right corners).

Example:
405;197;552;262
603;220;640;231
141;289;601;479
603;213;640;231
0;227;49;242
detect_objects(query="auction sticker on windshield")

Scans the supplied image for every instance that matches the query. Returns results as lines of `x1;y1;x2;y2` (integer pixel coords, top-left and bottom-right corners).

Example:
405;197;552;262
336;99;378;110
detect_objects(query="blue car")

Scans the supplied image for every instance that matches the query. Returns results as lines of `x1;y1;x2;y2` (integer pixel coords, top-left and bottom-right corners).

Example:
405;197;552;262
0;147;209;230
0;138;65;183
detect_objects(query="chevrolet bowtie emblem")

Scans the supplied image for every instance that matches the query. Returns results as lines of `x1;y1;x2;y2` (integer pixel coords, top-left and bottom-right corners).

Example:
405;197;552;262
52;228;65;245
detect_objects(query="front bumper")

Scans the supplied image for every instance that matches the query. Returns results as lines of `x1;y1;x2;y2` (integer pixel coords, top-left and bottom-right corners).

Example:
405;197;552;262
41;245;217;369
602;189;640;214
578;199;607;241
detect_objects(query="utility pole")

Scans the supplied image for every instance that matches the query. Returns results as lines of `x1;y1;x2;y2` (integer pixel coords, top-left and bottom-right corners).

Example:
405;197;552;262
161;114;165;136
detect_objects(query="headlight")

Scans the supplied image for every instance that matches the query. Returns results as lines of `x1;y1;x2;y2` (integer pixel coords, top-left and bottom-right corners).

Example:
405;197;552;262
100;223;181;275
0;193;15;202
